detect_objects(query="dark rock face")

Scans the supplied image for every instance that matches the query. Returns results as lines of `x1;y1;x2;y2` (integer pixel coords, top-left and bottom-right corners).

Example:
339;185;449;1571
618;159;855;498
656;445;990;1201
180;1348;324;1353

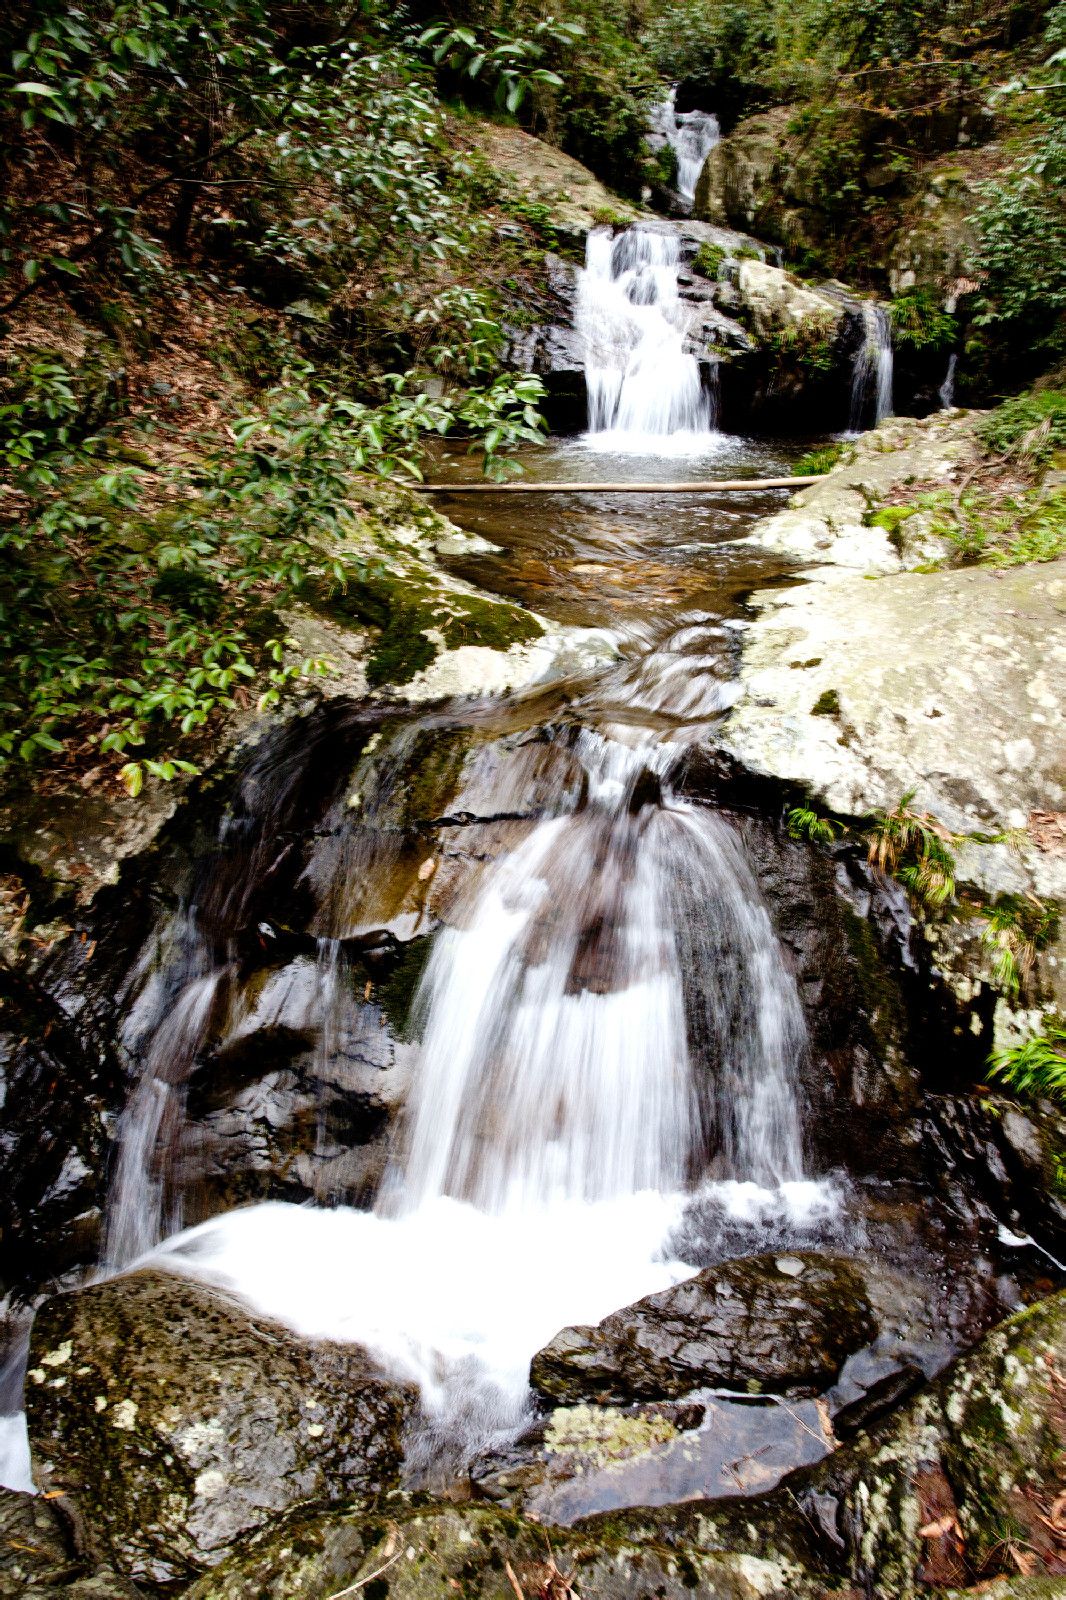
529;1253;875;1405
928;1092;1066;1253
0;1488;139;1599
0;964;123;1303
26;1269;414;1586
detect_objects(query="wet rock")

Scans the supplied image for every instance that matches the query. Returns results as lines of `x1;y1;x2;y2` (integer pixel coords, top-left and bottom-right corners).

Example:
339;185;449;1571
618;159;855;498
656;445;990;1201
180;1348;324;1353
928;1093;1066;1252
529;1253;874;1404
183;1499;852;1600
597;1290;1066;1599
25;1268;413;1586
0;1487;140;1599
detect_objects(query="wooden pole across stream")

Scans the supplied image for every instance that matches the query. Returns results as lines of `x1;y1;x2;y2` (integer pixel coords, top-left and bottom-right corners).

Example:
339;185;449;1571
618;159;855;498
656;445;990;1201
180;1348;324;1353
419;475;821;493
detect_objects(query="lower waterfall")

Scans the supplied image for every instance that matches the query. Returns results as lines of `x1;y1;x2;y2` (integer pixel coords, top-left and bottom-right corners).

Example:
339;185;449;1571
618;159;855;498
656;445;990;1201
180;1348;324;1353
143;727;826;1456
849;302;894;430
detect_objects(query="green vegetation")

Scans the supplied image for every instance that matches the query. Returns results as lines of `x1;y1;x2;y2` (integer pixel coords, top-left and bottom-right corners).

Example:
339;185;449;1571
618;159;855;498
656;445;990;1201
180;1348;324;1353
980;895;1059;999
786;805;842;844
865;791;960;908
693;243;726;279
890;291;956;354
989;1022;1066;1104
794;443;844;476
810;689;840;717
978;388;1066;468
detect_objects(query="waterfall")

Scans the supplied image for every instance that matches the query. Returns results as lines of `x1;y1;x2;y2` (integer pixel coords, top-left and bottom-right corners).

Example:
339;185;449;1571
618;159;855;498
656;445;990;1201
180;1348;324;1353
146;728;819;1454
396;731;804;1213
578;226;714;443
647;87;720;207
849;303;894;430
939;352;958;410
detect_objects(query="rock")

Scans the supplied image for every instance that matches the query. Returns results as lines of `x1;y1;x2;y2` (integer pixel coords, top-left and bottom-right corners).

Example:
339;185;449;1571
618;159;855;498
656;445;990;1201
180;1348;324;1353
928;1093;1066;1252
0;1487;139;1599
529;1253;874;1405
694;108;799;243
594;1290;1066;1599
25;1269;414;1586
182;1499;852;1600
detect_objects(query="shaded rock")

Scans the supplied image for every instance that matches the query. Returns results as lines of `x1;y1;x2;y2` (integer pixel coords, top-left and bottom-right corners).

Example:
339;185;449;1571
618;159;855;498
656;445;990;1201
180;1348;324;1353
183;1499;853;1600
26;1268;413;1586
928;1093;1066;1252
529;1253;874;1405
0;1487;137;1599
595;1290;1066;1599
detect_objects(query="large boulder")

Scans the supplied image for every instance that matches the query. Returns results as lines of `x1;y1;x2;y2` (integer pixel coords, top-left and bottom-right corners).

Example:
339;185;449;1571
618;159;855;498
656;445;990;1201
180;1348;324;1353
529;1253;874;1405
25;1269;414;1587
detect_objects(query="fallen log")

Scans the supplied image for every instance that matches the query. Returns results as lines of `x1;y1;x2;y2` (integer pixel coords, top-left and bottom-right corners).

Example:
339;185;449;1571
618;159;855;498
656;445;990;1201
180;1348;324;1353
418;475;821;493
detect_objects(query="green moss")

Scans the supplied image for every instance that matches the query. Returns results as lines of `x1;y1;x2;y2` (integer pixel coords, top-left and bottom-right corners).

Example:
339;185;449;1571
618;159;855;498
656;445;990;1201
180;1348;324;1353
811;689;840;716
794;444;843;476
310;567;542;688
371;935;433;1039
865;504;918;534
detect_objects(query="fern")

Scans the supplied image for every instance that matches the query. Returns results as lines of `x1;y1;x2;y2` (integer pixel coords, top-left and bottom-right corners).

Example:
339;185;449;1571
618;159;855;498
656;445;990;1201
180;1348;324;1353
988;1024;1066;1104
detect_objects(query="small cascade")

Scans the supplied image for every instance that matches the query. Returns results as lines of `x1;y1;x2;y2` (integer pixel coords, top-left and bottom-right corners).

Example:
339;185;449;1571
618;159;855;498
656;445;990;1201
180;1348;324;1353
578;225;714;444
147;728;816;1456
849;302;894;430
647;87;720;208
939;353;958;410
105;921;227;1269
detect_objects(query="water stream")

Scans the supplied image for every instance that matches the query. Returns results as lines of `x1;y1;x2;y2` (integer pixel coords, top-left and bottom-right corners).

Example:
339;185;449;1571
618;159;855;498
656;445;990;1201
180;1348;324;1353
2;222;1023;1504
849;302;894;430
647;89;720;208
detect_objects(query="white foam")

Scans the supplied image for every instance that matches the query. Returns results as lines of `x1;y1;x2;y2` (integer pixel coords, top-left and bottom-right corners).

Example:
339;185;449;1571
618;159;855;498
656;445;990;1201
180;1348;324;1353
150;1191;692;1421
0;1412;33;1495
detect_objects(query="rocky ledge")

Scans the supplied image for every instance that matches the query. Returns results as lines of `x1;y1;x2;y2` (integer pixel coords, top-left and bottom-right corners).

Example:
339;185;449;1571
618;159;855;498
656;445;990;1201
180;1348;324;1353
721;412;1066;1032
529;1252;872;1405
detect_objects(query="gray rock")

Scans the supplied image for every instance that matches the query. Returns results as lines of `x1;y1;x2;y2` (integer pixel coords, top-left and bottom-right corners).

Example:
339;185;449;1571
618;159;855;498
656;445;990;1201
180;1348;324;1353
26;1269;414;1586
529;1253;874;1405
0;1488;138;1599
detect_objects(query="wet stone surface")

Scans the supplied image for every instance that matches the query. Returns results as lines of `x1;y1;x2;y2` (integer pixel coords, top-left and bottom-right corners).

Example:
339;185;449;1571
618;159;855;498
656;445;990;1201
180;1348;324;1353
25;1269;414;1586
529;1252;875;1405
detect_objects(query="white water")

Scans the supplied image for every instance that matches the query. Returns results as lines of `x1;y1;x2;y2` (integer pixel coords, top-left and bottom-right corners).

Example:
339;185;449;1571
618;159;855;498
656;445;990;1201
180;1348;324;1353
139;729;821;1454
939;353;958;410
849;302;894;430
578;226;715;447
648;88;720;207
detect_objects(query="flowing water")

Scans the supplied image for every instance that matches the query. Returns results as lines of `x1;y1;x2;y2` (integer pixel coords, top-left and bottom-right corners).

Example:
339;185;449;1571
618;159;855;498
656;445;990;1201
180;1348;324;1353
579;226;714;444
939;352;959;410
647;88;720;208
849;302;894;430
3;222;1027;1503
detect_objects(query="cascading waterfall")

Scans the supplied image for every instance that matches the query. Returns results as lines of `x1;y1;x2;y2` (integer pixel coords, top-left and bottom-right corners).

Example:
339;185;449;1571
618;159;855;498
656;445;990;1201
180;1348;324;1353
139;725;819;1459
849;302;894;430
939;353;958;410
647;87;720;207
578;225;715;444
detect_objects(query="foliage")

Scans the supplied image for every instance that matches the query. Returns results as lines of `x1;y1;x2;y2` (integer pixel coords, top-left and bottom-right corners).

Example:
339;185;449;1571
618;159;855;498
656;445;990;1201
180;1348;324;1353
980;894;1059;998
917;484;1066;567
417;16;579;116
785;806;842;844
890;290;957;353
0;339;546;782
794;443;844;475
693;243;726;279
864;790;960;907
978;389;1066;468
988;1022;1066;1104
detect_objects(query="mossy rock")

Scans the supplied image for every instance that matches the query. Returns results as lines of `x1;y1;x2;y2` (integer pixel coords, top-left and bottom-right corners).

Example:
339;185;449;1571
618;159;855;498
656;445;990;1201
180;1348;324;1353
26;1269;414;1586
311;567;543;689
183;1499;849;1600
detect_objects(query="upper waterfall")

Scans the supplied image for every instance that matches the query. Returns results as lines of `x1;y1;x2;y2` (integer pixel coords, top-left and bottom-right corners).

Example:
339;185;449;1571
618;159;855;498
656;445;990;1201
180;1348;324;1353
578;225;715;445
647;88;720;208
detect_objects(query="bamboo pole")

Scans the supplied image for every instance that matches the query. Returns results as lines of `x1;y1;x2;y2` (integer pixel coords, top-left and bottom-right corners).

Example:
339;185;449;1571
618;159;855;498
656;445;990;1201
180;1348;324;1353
418;476;821;493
